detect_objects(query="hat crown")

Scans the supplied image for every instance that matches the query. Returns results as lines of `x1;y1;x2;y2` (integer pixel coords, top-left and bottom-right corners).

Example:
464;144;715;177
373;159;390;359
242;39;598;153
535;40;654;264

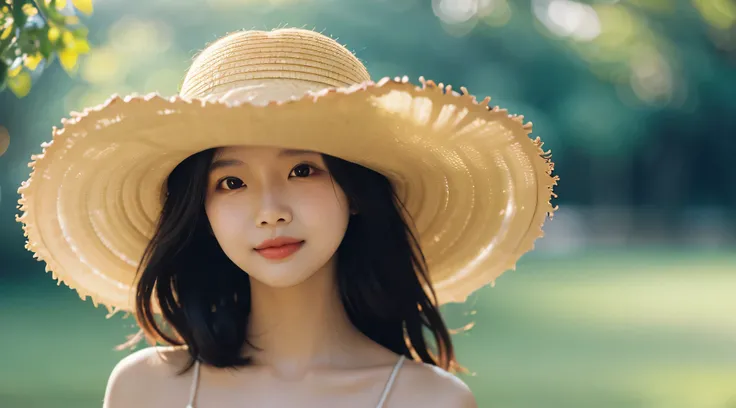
179;28;371;101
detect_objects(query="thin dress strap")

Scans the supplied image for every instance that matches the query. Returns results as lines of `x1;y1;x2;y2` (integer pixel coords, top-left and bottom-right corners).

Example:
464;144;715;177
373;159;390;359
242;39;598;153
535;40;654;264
375;355;406;408
185;356;406;408
185;360;201;408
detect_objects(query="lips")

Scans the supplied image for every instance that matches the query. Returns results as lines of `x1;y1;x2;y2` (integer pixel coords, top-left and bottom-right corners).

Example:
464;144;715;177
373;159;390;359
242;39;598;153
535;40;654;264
254;237;305;260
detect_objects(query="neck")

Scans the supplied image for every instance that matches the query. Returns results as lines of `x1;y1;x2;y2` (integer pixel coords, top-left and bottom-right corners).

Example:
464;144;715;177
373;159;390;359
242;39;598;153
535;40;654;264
245;256;381;377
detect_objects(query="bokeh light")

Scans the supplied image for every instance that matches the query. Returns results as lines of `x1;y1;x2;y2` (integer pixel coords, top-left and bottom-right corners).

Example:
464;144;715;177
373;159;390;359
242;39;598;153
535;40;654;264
534;0;601;42
1;1;735;407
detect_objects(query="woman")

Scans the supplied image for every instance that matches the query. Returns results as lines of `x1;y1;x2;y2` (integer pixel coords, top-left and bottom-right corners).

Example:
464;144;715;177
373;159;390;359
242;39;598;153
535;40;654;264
17;28;557;407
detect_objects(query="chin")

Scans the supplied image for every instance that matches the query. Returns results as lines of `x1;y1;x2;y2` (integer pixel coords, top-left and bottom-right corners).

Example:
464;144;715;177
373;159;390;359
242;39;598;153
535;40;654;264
247;267;320;288
241;253;331;288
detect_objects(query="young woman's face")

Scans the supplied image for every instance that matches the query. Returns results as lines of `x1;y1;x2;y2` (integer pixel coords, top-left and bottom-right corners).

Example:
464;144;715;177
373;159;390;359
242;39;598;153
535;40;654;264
205;146;351;287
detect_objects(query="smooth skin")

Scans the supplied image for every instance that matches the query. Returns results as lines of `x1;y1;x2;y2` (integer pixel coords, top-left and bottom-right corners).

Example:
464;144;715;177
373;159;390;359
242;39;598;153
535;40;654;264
103;147;477;407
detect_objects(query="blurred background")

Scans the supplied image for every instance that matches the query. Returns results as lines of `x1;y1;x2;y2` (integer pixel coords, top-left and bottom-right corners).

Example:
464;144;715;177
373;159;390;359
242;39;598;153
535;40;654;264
1;0;735;407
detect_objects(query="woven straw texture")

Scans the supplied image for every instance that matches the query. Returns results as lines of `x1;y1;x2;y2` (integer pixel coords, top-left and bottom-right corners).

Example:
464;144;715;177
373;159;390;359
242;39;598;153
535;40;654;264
17;28;558;314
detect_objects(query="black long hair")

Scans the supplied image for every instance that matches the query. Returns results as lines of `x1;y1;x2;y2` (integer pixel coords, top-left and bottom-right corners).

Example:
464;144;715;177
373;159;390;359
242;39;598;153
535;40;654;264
131;148;460;373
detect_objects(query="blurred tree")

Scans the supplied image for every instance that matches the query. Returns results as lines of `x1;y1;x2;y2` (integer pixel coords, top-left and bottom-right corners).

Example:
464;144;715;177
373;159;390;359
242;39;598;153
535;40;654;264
2;0;734;101
0;0;92;97
0;0;734;253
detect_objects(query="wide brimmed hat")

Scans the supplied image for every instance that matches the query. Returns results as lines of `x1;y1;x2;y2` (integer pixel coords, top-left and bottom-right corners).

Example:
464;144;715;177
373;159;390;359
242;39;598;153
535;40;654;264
17;28;557;314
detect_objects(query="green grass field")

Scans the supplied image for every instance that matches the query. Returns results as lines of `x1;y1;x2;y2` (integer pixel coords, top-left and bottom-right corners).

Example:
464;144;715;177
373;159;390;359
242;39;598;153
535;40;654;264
2;250;735;408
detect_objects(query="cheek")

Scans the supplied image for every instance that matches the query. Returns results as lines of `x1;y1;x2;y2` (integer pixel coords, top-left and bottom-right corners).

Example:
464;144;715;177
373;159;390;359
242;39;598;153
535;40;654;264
293;183;350;229
205;197;249;242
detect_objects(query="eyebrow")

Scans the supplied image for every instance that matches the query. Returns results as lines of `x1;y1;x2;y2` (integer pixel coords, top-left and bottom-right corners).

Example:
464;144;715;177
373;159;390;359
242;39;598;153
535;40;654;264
277;148;316;157
209;149;316;172
209;158;244;172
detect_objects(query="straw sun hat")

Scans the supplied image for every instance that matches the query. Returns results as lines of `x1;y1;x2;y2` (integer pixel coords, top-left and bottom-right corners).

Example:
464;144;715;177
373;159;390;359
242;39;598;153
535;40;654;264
16;28;558;315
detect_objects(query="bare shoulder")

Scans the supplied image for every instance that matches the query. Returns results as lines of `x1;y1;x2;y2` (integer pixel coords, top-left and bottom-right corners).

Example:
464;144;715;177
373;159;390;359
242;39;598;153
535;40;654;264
103;346;193;408
392;359;477;407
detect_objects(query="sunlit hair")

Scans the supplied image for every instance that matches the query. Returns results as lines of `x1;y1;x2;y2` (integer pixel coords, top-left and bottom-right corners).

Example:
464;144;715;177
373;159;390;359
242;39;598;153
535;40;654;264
129;148;461;374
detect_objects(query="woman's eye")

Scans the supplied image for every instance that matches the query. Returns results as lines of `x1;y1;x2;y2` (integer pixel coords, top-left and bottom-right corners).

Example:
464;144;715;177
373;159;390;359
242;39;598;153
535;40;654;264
217;177;245;191
289;164;316;178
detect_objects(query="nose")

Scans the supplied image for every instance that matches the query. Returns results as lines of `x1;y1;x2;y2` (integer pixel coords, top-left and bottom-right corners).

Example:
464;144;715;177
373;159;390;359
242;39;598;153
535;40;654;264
255;189;292;228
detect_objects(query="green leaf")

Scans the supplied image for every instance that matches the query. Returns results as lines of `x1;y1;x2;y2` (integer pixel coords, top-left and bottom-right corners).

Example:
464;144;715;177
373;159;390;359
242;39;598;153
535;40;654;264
71;26;89;38
71;0;93;15
7;69;31;97
23;52;42;70
42;3;68;25
11;0;29;28
58;47;77;72
38;29;53;58
73;37;89;54
21;3;37;16
17;27;41;54
47;25;60;43
64;15;80;25
0;23;12;41
7;62;21;77
0;59;7;91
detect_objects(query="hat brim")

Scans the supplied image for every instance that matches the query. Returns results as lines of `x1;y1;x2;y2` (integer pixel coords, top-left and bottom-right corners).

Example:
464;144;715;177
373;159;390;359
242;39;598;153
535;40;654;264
17;76;557;314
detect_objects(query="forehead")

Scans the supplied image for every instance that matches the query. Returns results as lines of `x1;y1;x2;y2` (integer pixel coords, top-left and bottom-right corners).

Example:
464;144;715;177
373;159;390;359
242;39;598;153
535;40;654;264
213;146;320;160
